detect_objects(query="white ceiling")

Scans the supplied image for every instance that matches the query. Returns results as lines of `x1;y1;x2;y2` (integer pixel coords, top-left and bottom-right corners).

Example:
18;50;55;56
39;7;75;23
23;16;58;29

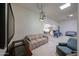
13;3;78;21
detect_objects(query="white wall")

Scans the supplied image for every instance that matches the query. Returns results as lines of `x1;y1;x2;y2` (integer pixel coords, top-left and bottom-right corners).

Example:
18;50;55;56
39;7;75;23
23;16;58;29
11;4;43;41
11;4;58;41
59;19;77;35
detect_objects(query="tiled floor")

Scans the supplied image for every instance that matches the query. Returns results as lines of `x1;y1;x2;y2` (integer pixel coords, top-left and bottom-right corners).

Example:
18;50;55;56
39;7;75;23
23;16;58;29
32;36;71;56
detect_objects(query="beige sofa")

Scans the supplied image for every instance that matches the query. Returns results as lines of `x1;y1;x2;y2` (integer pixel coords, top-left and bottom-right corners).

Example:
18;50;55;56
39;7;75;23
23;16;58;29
24;34;48;50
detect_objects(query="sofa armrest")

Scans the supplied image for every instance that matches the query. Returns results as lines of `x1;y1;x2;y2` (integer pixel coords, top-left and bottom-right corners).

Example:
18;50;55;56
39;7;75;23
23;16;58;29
59;43;67;46
24;36;31;41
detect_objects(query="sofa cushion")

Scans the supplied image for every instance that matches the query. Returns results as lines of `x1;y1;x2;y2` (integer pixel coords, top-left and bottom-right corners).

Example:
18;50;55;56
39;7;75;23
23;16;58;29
36;38;42;42
58;46;72;54
65;31;77;37
67;38;77;51
41;37;45;39
31;40;37;44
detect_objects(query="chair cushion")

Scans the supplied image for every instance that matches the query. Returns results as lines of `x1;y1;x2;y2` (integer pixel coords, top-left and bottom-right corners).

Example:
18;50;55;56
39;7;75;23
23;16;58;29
67;38;77;51
59;43;67;46
58;46;72;54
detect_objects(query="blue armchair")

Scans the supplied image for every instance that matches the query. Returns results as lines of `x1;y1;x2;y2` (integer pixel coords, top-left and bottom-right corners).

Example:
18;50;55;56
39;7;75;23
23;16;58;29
56;38;77;56
65;31;77;37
